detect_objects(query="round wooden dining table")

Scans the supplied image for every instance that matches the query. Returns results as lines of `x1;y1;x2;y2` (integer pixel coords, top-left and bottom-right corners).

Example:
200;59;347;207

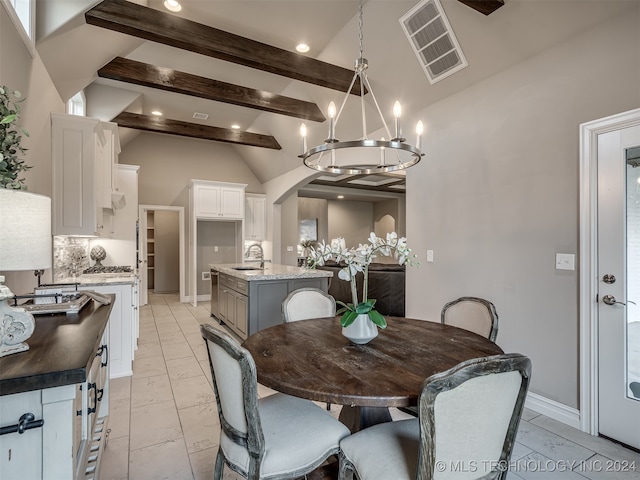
242;316;504;431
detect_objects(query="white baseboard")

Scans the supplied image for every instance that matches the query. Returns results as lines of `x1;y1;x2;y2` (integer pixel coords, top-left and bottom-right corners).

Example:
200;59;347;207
197;294;211;302
525;392;581;430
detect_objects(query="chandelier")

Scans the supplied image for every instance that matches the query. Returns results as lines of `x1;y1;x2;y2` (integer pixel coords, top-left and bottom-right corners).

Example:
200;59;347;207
299;0;423;175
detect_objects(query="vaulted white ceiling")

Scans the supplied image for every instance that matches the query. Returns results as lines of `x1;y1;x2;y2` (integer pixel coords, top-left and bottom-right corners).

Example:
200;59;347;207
35;0;638;183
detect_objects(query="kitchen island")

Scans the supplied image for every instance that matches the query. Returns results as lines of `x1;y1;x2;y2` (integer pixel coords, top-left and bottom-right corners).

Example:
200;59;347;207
210;264;332;339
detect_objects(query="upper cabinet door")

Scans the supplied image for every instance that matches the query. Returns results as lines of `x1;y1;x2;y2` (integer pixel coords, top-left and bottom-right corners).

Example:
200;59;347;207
245;194;266;240
191;180;247;219
220;187;244;218
194;184;221;217
52;113;116;237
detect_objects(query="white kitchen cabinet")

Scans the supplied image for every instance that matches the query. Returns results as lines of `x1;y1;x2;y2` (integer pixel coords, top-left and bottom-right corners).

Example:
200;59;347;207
245;193;266;241
79;283;136;378
109;164;139;250
0;318;109;480
51;113;118;237
191;180;246;219
189;180;246;305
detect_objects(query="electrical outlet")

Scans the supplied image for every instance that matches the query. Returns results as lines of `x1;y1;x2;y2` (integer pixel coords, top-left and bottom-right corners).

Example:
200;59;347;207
287;246;294;252
214;246;218;252
202;271;211;280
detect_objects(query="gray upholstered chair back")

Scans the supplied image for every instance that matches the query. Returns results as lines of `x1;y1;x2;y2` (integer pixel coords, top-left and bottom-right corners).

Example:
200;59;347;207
202;323;350;480
441;296;499;342
201;324;265;471
282;287;336;323
338;353;531;480
417;353;531;479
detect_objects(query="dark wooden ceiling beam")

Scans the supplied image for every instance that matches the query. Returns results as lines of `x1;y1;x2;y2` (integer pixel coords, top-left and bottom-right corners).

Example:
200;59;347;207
113;112;281;150
86;0;363;96
457;0;504;15
99;57;325;122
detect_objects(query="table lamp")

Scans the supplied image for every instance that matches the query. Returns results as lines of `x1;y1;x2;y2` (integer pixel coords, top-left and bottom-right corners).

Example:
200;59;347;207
0;189;52;357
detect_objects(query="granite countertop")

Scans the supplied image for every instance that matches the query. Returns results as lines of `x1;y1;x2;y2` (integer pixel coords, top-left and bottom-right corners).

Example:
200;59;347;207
211;263;333;281
56;273;137;286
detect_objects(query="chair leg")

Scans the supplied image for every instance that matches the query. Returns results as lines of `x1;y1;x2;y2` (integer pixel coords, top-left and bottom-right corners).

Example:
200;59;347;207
338;452;356;480
214;448;225;480
326;402;331;411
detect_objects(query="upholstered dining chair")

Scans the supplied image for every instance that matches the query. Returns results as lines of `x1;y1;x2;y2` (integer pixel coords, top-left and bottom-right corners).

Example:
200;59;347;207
441;296;499;342
399;296;500;418
282;287;336;323
282;288;336;411
200;323;350;480
339;353;532;480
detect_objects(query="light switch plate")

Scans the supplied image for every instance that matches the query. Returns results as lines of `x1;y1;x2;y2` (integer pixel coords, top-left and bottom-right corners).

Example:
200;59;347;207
287;246;294;252
426;250;434;263
555;253;575;271
202;271;211;280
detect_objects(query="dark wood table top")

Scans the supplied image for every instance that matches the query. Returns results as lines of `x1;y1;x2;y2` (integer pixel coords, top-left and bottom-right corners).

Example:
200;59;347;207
242;317;504;408
0;298;113;396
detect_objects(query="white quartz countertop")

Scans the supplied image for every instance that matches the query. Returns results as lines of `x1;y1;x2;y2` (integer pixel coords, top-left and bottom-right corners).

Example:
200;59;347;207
210;263;332;281
55;273;137;286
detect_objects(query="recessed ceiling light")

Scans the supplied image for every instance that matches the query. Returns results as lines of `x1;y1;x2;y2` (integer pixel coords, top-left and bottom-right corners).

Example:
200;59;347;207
296;43;310;53
163;0;182;12
337;195;345;199
151;110;163;116
231;124;241;130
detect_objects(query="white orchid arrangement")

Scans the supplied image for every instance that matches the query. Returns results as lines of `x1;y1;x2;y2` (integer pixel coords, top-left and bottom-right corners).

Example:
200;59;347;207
306;232;417;329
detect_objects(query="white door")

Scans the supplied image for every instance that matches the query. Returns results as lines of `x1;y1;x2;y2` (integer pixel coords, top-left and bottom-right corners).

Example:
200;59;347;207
597;124;640;449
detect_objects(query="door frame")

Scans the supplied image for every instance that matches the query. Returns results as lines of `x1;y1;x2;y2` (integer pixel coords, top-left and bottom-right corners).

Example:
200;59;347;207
579;107;640;436
139;204;186;304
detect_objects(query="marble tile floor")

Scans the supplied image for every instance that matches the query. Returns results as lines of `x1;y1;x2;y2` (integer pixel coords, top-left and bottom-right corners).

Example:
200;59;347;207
100;292;640;480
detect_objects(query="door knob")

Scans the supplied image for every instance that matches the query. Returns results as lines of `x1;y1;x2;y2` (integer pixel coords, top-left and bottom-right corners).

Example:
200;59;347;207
602;294;637;306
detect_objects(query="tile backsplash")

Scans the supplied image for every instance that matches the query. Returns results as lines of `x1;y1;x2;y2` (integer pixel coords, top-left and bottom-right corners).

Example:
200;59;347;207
53;236;90;281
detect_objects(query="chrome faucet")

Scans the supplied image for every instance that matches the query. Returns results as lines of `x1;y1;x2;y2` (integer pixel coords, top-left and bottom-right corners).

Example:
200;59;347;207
245;243;264;268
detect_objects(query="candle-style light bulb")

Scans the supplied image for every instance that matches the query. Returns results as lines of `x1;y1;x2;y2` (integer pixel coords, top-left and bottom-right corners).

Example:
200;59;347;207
328;101;336;140
393;101;402;140
300;123;307;154
416;121;423;151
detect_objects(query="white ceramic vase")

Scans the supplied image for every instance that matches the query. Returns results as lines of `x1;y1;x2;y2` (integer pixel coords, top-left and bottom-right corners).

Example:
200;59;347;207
342;313;378;344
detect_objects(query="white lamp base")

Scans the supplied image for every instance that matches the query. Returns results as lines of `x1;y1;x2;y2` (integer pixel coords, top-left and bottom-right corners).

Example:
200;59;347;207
0;284;35;358
0;341;30;357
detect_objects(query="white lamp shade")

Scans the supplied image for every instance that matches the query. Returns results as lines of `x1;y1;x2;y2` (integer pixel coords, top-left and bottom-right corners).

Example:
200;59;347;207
0;189;52;271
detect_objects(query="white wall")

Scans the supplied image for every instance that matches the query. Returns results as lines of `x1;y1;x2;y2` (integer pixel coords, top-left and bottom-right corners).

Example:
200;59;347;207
298;197;329;245
0;5;64;293
279;193;299;266
119;133;263;207
406;10;640;409
328;200;374;248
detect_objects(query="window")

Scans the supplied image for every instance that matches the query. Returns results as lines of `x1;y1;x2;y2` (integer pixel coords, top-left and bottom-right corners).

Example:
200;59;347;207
67;91;86;117
1;0;35;56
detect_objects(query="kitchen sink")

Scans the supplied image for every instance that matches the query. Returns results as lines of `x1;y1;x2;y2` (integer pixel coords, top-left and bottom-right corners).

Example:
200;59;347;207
231;266;263;271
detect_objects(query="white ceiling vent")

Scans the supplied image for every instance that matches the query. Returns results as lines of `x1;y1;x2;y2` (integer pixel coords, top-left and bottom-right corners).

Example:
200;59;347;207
193;112;209;120
400;0;468;84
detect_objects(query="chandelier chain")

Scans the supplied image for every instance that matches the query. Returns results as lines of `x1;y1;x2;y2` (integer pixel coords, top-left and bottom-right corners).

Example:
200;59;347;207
358;0;364;59
298;0;423;174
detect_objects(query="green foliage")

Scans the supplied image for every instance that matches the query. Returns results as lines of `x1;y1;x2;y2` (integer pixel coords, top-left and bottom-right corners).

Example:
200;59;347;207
336;299;387;329
0;85;31;190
